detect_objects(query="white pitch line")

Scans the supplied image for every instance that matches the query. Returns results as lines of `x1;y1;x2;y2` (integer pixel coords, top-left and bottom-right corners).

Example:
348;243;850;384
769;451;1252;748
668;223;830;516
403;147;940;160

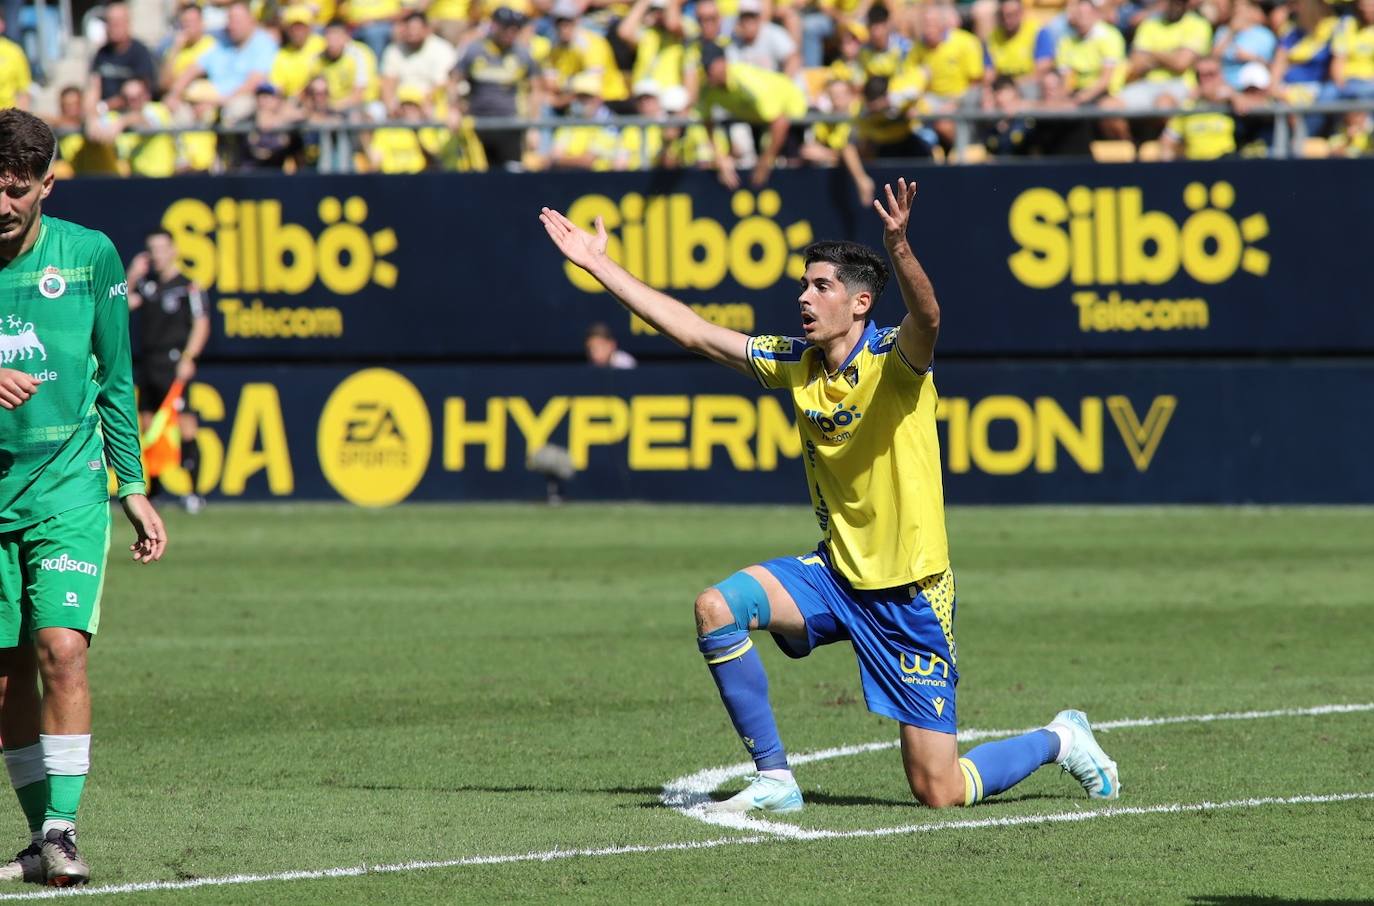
0;792;1370;901
661;701;1374;833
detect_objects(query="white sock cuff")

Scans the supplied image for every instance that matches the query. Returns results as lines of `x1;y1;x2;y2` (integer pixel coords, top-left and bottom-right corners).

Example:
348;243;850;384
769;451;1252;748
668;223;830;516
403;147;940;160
39;734;90;776
2;744;45;789
1047;724;1073;763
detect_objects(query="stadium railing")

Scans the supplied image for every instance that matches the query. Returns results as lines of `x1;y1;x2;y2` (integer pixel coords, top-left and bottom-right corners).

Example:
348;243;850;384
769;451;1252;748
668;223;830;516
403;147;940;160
55;98;1374;174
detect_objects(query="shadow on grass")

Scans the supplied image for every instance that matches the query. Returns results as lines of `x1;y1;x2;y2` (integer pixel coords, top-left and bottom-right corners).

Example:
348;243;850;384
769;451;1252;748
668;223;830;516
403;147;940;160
330;781;1072;813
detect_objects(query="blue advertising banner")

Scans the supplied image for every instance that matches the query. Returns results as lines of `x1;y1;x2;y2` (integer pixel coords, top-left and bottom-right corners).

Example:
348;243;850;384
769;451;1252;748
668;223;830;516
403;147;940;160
45;160;1374;360
156;360;1372;505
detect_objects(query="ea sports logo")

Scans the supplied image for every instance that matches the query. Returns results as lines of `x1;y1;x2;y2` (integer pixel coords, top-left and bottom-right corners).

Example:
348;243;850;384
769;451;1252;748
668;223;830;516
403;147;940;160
38;267;66;299
317;369;431;507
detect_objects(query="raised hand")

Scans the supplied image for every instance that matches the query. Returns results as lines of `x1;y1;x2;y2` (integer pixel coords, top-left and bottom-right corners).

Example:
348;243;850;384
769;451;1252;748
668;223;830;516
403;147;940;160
872;177;919;249
539;206;609;272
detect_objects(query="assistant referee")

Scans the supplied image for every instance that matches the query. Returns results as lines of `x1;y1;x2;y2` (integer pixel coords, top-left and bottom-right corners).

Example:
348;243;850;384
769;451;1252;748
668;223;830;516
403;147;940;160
126;229;210;512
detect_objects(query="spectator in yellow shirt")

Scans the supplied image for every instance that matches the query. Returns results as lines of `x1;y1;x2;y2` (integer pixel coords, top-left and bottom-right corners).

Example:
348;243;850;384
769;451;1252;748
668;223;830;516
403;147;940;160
91;77;178;177
158;5;220;97
658;83;730;167
1118;0;1213;109
551;71;623;169
547;0;630;107
178;79;221;173
982;0;1040;101
827;20;867;87
856;68;935;158
313;19;381;116
858;6;910;80
695;41;807;188
618;0;693;90
1161;59;1236;159
368;84;435;172
617;79;669;169
1053;0;1125;102
799;78;875;205
272;6;327;100
0;8;31;110
909;2;984;146
1333;0;1374;98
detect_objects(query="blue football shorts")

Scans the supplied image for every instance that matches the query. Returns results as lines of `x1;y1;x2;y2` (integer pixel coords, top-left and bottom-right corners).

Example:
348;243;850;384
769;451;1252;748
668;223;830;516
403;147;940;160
759;549;959;734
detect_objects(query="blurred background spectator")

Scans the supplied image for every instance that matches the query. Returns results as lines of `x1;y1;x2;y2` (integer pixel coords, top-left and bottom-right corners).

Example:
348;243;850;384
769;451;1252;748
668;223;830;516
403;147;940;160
0;0;1367;181
585;322;638;369
170;1;278;121
381;10;457;116
89;2;157;111
0;7;30;110
454;6;536;169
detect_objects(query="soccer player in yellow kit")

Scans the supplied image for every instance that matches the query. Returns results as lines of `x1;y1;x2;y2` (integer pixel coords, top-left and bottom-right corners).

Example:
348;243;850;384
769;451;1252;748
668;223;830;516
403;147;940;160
539;180;1120;812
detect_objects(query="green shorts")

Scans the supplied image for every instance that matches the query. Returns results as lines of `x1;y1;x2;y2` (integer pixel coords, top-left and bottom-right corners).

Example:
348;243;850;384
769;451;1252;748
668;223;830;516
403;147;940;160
0;502;111;646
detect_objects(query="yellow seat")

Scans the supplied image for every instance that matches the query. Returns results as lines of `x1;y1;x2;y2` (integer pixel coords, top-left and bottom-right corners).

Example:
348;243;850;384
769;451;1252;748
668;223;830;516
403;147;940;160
1137;140;1163;162
1091;140;1136;162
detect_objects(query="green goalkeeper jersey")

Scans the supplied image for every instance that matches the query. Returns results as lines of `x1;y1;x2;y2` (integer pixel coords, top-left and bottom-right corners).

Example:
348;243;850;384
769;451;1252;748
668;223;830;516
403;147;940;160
0;215;145;531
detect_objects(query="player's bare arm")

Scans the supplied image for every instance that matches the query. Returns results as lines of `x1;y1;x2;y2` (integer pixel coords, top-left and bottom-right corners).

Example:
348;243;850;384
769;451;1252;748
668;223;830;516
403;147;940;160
539;206;752;375
872;178;940;372
121;494;166;564
0;369;39;410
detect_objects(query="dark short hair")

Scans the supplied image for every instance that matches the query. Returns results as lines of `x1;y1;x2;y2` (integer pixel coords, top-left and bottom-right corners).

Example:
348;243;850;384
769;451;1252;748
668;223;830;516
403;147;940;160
147;228;173;244
803;240;888;302
0;108;56;182
585;322;614;341
402;9;426;22
698;39;726;70
866;3;890;25
992;74;1016;91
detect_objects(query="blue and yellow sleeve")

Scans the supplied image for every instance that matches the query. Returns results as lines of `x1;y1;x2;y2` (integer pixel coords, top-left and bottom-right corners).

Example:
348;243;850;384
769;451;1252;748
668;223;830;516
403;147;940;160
746;335;809;389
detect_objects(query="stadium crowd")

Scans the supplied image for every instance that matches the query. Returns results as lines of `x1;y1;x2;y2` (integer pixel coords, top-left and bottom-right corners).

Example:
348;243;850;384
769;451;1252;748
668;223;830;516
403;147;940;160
0;0;1370;179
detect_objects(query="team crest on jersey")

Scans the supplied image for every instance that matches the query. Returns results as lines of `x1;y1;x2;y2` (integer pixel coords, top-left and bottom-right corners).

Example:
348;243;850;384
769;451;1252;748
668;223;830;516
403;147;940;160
37;266;66;299
0;315;47;364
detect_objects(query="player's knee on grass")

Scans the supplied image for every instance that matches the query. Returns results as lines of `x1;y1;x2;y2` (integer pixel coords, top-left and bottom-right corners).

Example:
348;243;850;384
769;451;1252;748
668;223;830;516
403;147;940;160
695;572;771;637
905;760;965;809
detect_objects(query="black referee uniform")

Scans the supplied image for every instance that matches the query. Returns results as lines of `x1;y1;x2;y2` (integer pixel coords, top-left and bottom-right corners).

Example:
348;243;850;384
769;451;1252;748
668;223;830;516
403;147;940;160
134;273;204;412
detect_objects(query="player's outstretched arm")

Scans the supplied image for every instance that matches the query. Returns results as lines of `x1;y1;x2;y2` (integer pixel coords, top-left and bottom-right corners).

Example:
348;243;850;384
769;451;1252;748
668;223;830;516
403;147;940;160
873;178;939;373
540;206;752;375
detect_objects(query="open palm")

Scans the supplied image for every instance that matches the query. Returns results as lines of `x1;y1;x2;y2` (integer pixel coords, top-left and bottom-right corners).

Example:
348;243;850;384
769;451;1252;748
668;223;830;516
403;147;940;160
540;207;608;272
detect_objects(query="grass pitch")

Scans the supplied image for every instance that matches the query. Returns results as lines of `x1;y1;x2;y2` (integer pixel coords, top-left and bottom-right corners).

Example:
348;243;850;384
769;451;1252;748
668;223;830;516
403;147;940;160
19;503;1372;904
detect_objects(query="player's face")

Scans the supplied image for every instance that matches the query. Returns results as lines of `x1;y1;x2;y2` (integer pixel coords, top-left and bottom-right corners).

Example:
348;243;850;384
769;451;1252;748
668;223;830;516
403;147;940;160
0;173;53;249
147;234;176;272
798;262;866;341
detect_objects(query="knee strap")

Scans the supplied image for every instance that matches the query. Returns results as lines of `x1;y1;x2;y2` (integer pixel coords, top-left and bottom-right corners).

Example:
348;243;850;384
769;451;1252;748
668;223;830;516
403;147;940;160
706;571;771;637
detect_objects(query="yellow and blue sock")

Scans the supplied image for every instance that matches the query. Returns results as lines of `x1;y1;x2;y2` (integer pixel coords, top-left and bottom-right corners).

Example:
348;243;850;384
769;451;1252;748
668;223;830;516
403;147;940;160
958;730;1059;806
698;628;788;771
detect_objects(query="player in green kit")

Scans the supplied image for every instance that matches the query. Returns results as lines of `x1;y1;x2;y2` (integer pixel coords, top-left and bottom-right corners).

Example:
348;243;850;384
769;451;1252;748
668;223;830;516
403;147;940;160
0;108;166;887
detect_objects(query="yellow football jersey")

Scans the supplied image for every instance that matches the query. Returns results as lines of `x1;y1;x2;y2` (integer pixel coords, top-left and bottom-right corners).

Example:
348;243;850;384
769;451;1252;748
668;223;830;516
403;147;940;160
747;322;949;589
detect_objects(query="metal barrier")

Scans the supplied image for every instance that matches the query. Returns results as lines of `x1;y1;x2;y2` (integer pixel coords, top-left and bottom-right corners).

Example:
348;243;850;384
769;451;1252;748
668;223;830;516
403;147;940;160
55;98;1374;174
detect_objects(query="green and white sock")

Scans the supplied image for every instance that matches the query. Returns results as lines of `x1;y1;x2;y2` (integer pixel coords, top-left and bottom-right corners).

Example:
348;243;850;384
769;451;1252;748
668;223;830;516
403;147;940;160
2;744;46;843
40;734;89;837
